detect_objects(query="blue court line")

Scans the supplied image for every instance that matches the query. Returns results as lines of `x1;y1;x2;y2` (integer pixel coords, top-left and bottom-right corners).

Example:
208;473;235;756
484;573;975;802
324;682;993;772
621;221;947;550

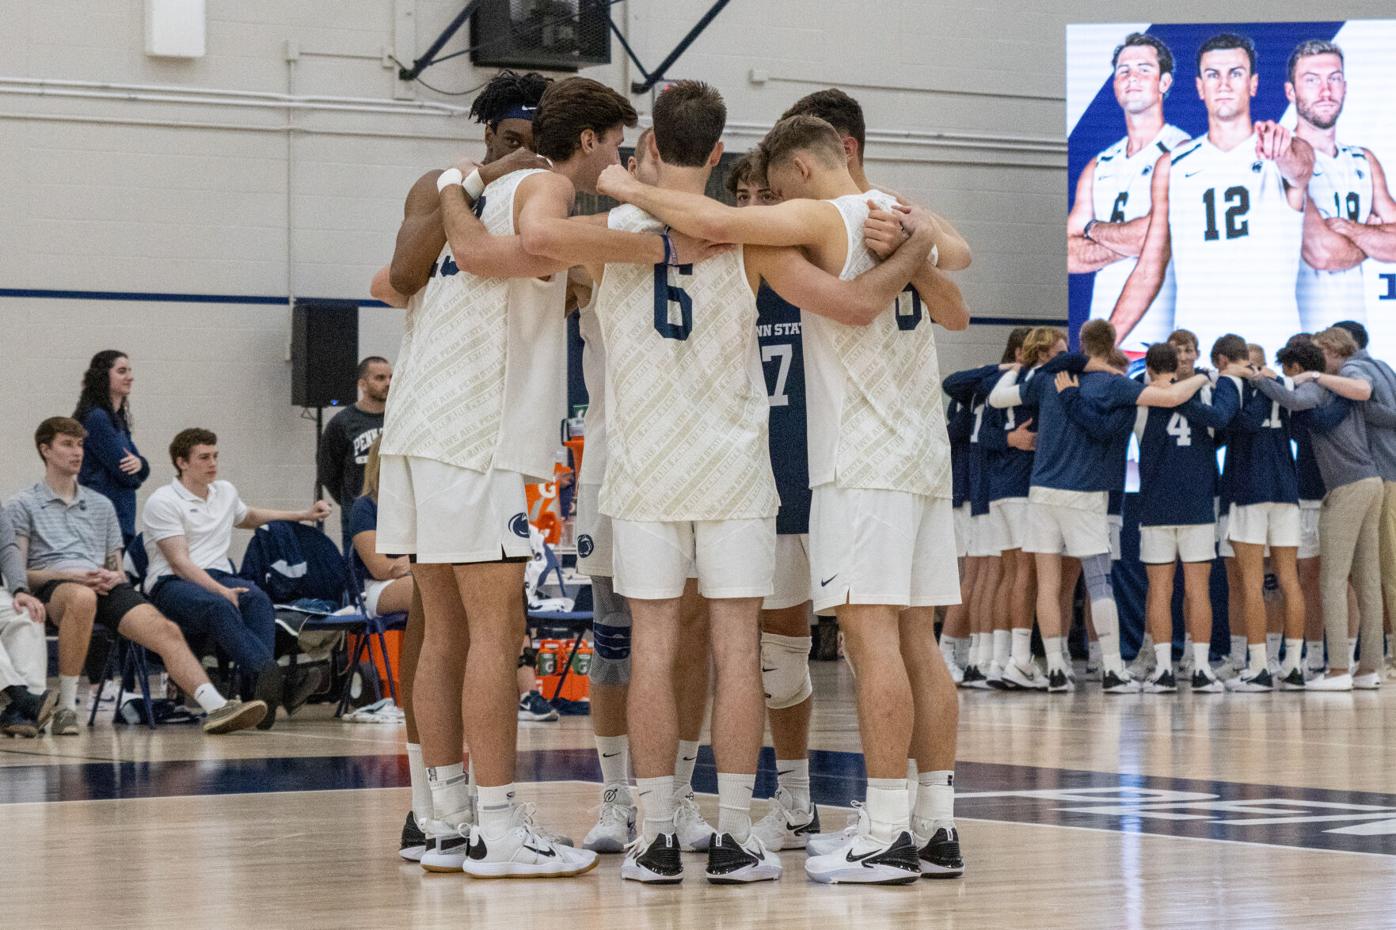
0;286;1051;328
3;747;1393;857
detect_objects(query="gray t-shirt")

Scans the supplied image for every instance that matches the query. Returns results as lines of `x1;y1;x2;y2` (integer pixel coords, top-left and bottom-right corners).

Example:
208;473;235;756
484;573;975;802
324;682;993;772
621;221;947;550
5;481;123;573
1255;364;1379;491
0;507;29;595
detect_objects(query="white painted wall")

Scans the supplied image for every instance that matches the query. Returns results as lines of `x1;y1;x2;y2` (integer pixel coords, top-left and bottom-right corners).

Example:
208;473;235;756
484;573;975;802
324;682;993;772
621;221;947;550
4;0;1392;551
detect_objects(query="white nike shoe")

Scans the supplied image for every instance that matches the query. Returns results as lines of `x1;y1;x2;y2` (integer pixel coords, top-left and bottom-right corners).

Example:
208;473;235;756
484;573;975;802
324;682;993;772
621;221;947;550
582;784;636;853
804;807;919;885
943;657;965;685
1353;671;1382;691
419;818;474;872
984;660;1007;690
1306;672;1353;692
805;803;863;857
460;804;599;879
1002;660;1048;691
673;790;714;852
1127;647;1156;682
705;832;783;883
751;787;821;851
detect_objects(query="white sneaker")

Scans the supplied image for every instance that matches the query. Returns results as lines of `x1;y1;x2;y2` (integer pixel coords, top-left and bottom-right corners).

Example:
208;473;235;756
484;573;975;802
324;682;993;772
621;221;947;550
621;832;683;883
804;806;920;885
1306;673;1353;692
805;804;862;857
944;658;965;685
751;787;820;851
1101;668;1142;694
420;818;473;872
705;832;782;883
582;785;636;853
460;804;599;879
985;661;1007;690
1353;671;1382;690
673;790;714;852
1002;660;1048;691
1127;647;1156;681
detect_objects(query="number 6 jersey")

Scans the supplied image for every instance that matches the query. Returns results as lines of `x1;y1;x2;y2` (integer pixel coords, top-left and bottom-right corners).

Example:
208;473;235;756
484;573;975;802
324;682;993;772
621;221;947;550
1167;133;1305;352
595;204;777;523
803;190;951;498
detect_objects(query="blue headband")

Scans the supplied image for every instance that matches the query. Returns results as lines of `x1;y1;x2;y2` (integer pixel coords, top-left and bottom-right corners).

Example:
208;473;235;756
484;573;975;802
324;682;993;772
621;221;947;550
494;103;538;125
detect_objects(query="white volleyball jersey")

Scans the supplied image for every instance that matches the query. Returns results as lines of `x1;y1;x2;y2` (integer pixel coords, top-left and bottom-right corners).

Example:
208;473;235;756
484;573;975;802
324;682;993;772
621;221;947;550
595;204;777;522
1088;125;1192;353
576;288;607;487
802;190;952;498
1167;133;1304;357
1297;143;1374;331
380;169;567;481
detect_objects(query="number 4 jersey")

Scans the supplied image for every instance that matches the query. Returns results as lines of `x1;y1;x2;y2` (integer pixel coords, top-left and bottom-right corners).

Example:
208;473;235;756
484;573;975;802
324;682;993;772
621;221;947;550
1133;376;1241;527
595;204;778;523
1167;132;1305;353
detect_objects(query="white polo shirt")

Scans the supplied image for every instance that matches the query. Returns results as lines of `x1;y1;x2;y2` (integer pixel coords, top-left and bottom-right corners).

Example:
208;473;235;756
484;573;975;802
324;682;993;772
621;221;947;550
141;479;248;592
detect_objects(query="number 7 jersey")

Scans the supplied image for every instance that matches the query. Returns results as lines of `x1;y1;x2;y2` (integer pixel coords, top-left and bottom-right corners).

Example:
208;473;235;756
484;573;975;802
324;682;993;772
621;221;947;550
595;204;778;523
1167;132;1304;352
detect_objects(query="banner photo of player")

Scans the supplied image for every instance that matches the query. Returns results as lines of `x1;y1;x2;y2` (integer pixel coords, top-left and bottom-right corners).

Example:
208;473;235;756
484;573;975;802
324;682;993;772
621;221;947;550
1067;21;1396;362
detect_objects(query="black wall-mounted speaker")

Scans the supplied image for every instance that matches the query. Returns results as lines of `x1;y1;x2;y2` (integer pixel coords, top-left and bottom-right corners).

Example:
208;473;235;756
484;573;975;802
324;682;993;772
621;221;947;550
291;299;359;408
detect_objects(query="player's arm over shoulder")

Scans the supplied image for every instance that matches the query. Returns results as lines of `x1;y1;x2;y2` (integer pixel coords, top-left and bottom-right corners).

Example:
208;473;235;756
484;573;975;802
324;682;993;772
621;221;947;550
388;170;446;296
1108;152;1172;338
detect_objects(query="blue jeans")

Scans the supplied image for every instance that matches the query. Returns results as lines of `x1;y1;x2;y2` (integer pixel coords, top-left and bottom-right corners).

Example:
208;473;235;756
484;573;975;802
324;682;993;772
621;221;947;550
151;570;277;694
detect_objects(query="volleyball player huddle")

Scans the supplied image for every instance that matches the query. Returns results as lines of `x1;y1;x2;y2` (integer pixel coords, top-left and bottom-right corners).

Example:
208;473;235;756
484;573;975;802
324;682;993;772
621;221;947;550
374;71;976;887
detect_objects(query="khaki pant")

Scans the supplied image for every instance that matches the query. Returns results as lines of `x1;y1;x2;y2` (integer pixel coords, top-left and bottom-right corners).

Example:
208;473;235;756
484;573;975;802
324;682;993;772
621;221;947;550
0;591;47;694
1320;478;1384;671
1380;481;1396;639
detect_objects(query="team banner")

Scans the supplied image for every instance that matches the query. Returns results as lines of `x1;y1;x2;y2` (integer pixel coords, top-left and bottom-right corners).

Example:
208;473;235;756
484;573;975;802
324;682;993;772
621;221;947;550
1067;21;1396;359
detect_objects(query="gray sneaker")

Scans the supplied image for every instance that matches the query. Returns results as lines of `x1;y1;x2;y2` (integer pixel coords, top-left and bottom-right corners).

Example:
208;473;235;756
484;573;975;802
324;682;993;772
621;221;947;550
203;699;268;734
50;707;80;736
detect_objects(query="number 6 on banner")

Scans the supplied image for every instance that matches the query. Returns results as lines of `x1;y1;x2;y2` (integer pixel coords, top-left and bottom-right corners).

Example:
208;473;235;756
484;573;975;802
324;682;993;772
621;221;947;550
653;263;694;340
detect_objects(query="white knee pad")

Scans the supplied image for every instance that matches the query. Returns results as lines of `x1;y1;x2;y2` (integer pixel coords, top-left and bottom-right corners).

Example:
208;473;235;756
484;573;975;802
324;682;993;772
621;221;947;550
761;633;813;710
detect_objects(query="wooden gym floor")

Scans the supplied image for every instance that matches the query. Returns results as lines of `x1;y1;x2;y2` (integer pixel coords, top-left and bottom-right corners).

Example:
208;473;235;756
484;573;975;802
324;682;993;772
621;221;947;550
4;662;1395;929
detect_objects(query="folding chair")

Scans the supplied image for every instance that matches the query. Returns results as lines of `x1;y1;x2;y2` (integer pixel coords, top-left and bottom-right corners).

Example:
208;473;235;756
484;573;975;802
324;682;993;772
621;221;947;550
526;542;593;703
85;534;157;729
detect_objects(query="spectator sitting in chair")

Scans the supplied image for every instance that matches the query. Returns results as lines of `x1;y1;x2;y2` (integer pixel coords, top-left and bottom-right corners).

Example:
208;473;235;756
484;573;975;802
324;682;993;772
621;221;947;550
349;438;413;619
5;417;266;735
0;507;56;737
142;428;331;730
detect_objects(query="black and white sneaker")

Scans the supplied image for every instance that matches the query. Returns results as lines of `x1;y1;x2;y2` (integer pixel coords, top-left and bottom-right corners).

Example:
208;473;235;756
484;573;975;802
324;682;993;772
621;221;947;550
704;832;783;884
959;666;991;690
1142;669;1177;694
914;825;965;879
805;828;920;885
621;832;684;884
1277;667;1306;691
1101;669;1142;694
419;820;472;872
1191;668;1224;693
1225;667;1274;693
751;787;820;851
460;804;598;878
400;811;427;862
1047;669;1074;693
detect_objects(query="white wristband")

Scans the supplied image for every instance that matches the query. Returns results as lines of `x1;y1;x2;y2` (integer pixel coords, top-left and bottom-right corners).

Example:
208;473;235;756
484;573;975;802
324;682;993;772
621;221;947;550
463;168;486;201
435;167;463;193
929;242;940;268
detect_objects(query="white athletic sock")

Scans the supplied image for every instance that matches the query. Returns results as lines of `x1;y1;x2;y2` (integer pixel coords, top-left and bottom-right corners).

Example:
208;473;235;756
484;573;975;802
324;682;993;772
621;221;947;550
954;636;971;668
476;784;515;836
467;757;478;815
1087;640;1102;669
1153;641;1172;673
906;759;919;811
992;629;1011;668
1248;643;1268;673
1011;628;1032;667
717;772;756;842
1230;635;1247;667
1266;632;1282;659
1191;642;1210;672
193;682;226;713
966;633;980;667
636;775;676;840
977;633;994;669
776;757;810;811
1281;638;1304;675
596;734;630;789
913;770;954;833
865;778;910;843
59;674;80;710
1182;633;1194;658
406;743;431;826
1306;639;1325;670
426;762;472;826
674;740;700;795
1044;636;1067;674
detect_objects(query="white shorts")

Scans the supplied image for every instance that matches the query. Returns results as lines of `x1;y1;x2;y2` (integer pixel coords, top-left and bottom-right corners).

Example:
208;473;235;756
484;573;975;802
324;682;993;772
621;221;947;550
575;482;613;578
1139;524;1216;564
1299;502;1321;560
1024;488;1110;558
968;514;999;558
1227;501;1301;550
363;577;394;617
764;534;811;611
809;486;961;613
1217;512;1235;559
613;517;775;600
1107;513;1123;561
953;503;971;559
376;455;532;564
987;498;1029;552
